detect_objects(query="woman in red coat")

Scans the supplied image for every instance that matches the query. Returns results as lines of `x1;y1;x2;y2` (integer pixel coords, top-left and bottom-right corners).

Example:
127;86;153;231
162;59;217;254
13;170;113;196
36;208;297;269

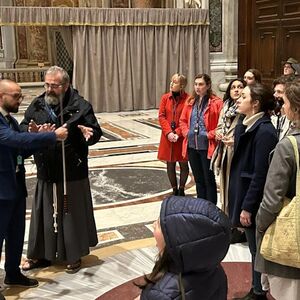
157;73;190;196
179;73;223;204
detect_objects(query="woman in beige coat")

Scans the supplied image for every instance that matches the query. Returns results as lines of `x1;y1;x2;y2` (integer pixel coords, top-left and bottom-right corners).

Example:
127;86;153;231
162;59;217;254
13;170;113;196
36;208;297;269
213;78;246;214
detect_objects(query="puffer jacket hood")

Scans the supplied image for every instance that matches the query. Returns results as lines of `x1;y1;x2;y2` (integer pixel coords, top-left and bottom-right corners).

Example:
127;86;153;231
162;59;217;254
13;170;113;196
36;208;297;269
160;196;230;274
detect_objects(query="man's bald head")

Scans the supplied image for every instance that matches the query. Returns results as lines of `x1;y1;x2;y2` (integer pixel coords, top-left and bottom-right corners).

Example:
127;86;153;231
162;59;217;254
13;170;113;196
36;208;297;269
0;79;23;113
0;79;21;92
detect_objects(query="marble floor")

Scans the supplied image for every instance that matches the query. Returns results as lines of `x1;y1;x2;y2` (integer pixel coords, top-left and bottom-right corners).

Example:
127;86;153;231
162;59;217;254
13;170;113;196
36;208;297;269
1;87;252;300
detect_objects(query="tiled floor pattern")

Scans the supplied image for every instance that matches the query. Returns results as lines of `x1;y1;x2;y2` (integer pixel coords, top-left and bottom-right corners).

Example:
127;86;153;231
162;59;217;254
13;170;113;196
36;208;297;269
0;86;252;299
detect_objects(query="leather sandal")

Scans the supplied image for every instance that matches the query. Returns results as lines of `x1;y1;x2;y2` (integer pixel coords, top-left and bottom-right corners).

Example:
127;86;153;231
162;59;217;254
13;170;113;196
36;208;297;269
65;259;81;274
22;259;51;271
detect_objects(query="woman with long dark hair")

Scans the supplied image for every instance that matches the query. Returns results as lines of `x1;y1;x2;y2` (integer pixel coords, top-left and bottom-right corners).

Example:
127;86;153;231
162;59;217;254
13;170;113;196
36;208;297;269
213;78;246;214
179;74;223;204
229;84;278;300
244;69;262;86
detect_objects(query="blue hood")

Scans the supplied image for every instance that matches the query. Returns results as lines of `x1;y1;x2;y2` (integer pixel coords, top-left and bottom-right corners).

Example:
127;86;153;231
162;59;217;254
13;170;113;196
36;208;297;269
160;196;230;274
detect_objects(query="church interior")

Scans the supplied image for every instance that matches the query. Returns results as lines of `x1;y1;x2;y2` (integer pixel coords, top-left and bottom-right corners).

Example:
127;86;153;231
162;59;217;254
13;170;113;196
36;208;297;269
0;1;300;299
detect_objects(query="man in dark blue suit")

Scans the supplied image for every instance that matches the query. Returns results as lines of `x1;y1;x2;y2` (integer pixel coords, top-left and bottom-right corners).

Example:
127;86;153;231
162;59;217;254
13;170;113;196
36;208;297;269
0;79;68;300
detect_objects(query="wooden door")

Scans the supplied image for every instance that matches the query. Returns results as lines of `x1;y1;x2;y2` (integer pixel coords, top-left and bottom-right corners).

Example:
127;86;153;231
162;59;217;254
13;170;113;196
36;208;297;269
238;0;300;84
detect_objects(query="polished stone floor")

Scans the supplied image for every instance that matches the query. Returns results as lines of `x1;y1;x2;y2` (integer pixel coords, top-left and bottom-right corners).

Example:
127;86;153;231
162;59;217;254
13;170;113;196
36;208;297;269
1;87;252;300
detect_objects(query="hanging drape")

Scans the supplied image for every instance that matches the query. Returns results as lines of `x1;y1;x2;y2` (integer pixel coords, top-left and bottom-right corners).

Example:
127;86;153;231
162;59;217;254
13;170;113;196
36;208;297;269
0;7;209;112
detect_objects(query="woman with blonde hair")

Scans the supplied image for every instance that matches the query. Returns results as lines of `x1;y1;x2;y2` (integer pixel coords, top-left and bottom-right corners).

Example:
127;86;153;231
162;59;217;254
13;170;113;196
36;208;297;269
157;73;190;196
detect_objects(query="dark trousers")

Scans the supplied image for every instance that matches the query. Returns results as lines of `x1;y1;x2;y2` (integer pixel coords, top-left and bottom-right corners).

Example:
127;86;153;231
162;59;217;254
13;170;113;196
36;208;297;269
188;148;217;204
245;227;264;295
0;195;25;278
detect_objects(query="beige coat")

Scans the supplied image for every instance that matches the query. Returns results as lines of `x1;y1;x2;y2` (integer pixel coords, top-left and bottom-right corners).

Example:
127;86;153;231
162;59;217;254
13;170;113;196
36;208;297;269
212;103;240;215
255;128;300;279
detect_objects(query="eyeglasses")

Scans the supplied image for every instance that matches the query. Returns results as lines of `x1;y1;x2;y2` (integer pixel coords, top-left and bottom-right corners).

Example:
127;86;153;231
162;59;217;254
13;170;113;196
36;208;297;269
2;92;24;101
44;83;64;89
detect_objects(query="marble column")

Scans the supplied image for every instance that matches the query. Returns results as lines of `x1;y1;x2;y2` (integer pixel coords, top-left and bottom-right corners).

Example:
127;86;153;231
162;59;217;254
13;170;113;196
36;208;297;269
210;0;238;95
0;0;16;68
0;28;17;69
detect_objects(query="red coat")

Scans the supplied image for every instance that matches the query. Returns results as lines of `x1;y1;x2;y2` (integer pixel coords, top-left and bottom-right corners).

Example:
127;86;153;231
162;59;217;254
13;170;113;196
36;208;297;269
157;92;189;162
179;94;223;159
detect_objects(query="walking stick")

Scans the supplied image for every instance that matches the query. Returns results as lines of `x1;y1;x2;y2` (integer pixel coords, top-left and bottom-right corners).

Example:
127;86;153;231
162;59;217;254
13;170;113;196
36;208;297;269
59;97;68;215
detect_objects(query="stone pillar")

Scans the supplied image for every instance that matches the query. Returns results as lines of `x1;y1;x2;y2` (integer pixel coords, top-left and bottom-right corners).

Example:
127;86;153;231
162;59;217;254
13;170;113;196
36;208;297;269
0;0;17;68
218;0;238;92
209;0;238;96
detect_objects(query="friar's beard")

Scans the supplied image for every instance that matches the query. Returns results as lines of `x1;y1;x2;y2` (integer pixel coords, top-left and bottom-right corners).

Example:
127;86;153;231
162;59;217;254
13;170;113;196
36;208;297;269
45;93;64;106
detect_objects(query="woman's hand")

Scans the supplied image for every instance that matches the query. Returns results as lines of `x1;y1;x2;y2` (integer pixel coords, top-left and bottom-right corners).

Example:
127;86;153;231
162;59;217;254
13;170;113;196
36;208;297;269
215;132;223;141
222;136;234;146
240;210;252;227
167;132;177;142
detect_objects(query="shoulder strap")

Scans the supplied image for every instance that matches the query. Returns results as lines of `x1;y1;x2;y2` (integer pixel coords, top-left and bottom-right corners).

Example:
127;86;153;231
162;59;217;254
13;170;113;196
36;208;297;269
287;136;300;195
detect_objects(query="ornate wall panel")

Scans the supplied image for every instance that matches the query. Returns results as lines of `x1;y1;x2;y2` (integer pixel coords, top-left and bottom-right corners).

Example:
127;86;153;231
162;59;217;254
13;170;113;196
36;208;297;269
131;0;162;7
51;0;79;6
209;0;222;52
28;26;49;62
78;0;103;6
111;0;129;7
16;26;28;60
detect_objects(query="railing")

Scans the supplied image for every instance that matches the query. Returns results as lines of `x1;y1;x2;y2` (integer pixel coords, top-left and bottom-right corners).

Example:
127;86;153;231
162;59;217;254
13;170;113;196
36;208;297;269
0;67;48;85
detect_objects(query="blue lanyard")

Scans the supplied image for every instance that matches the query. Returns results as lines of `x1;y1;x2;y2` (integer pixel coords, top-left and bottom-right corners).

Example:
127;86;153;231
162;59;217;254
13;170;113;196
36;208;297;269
45;103;58;123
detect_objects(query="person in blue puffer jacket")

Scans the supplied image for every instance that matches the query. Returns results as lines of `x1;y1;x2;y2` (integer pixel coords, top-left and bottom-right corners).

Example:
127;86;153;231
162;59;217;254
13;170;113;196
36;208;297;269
136;195;231;300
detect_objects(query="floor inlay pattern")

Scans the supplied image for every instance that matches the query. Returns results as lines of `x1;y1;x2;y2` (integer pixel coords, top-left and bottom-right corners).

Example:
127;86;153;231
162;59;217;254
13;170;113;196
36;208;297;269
25;167;173;210
0;90;253;300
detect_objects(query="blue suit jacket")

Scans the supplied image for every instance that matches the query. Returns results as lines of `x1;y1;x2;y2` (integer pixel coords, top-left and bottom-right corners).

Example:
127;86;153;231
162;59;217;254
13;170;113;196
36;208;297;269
0;113;56;201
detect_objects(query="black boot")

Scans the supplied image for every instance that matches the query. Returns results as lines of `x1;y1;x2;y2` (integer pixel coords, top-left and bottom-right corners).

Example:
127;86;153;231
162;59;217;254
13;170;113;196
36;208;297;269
230;228;247;244
178;187;185;196
172;187;178;195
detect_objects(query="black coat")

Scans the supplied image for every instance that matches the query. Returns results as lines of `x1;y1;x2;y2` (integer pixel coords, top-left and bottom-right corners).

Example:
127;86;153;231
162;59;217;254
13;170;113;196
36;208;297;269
228;115;278;227
141;196;230;300
20;87;102;182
